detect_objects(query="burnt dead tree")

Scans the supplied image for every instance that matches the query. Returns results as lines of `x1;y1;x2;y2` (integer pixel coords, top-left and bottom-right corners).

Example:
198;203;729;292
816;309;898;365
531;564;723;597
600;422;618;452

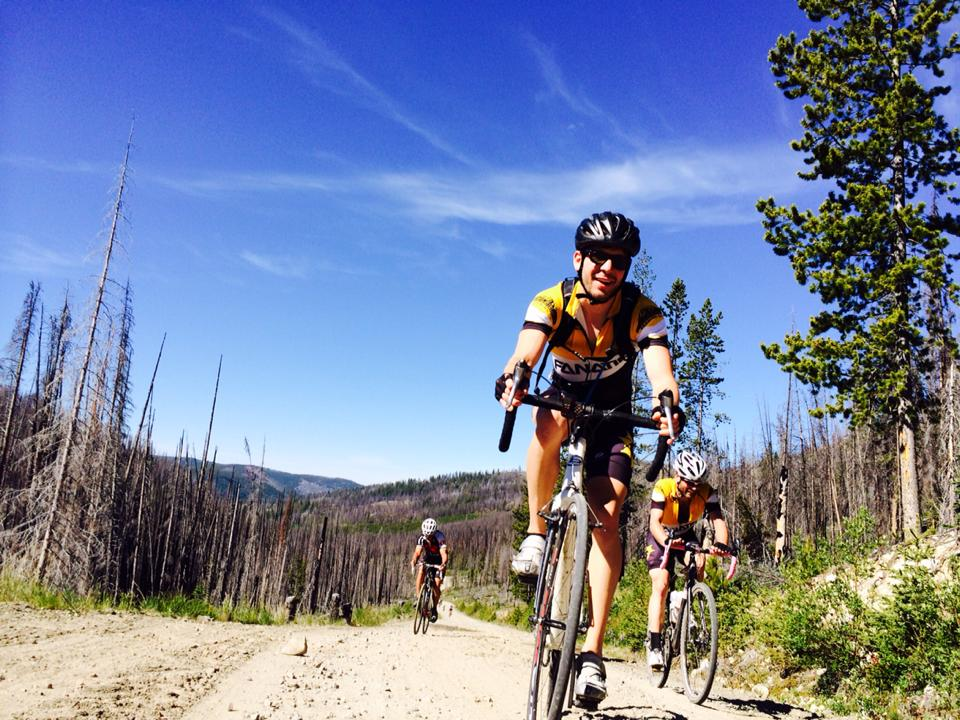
36;129;133;582
0;282;40;489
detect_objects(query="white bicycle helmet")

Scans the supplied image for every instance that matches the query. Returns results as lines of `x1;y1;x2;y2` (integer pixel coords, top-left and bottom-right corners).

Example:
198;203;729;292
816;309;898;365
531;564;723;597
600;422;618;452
674;450;708;484
421;518;438;535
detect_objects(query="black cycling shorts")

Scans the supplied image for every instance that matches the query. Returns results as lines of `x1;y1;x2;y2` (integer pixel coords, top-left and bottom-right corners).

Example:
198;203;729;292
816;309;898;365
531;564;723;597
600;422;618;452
542;384;633;487
420;558;444;580
644;529;698;572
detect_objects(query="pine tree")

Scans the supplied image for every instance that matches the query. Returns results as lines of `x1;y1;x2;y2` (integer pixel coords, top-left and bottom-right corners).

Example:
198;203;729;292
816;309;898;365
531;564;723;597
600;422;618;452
631;247;656;411
756;0;960;536
631;246;655;297
661;279;689;370
680;298;727;453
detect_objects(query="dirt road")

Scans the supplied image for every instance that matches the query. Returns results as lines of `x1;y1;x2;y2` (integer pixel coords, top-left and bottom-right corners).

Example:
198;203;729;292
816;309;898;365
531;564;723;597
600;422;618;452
0;601;818;720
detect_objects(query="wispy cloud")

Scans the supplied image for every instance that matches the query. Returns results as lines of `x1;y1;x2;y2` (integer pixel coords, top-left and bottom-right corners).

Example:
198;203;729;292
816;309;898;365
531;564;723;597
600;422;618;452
0;234;80;275
521;32;643;148
0;155;108;176
474;238;511;259
523;32;605;120
371;143;806;228
256;7;474;166
240;250;308;278
239;249;380;278
149;142;806;230
152;170;335;197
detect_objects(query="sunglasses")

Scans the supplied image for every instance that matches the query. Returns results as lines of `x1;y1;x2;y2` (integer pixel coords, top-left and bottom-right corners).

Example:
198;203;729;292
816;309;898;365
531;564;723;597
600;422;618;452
585;249;630;271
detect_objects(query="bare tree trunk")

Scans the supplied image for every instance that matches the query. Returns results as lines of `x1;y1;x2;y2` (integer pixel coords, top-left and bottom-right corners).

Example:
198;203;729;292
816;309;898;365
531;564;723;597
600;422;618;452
898;418;920;536
309;516;328;613
36;129;133;581
157;436;184;596
887;0;920;537
217;473;241;603
942;362;958;526
129;448;149;596
0;283;40;488
774;374;792;564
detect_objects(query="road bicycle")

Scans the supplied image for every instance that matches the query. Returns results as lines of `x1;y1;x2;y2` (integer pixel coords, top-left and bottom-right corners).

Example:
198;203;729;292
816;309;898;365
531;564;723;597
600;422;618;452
413;563;442;635
650;527;738;704
499;361;675;720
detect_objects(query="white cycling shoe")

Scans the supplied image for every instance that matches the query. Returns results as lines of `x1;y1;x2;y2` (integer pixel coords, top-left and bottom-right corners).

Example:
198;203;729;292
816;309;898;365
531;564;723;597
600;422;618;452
510;534;545;578
647;647;665;671
574;652;606;705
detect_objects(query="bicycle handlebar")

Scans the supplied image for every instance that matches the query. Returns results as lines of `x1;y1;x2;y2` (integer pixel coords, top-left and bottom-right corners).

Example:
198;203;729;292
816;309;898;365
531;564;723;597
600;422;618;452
658;531;739;582
498;361;530;452
498;362;674;482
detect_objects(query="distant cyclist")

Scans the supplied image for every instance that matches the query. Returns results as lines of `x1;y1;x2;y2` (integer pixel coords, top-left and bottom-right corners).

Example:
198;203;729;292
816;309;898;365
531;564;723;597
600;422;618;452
410;518;448;622
644;449;732;670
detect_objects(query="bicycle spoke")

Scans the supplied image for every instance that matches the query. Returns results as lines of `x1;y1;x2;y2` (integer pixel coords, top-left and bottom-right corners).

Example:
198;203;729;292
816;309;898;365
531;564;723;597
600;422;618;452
680;583;718;704
526;496;589;720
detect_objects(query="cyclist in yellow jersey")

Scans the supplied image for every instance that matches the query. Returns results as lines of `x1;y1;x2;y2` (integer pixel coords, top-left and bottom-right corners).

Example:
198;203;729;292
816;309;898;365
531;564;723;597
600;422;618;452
496;212;682;706
644;449;732;670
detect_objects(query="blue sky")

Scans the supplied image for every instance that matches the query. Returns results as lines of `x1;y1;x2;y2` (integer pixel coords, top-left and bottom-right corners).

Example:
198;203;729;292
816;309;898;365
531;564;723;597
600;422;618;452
2;3;957;485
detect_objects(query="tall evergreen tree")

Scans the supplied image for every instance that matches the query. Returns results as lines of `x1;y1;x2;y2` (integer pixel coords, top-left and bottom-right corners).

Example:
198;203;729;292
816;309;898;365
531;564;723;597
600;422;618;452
680;298;727;453
631;248;656;410
631;246;656;297
661;279;689;370
757;0;960;535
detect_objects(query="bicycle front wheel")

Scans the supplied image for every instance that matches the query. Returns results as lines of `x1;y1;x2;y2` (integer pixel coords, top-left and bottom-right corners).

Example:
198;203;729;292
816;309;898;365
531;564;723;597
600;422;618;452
680;582;718;704
526;494;589;720
413;583;430;635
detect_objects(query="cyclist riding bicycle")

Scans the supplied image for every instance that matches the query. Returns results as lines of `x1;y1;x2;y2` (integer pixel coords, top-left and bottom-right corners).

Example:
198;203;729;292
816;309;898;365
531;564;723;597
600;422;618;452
644;449;732;671
410;517;448;622
496;211;682;706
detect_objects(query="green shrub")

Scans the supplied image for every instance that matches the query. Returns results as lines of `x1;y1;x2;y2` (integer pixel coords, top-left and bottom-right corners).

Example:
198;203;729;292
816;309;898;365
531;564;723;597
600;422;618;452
607;558;652;651
854;554;960;716
774;578;867;694
747;523;960;717
709;559;760;652
0;571;105;612
348;603;402;626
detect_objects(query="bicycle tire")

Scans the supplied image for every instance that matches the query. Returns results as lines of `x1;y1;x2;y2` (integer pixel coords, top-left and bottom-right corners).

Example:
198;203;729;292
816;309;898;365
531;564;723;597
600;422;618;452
420;582;433;635
650;614;674;688
414;581;430;635
680;582;718;704
526;494;589;720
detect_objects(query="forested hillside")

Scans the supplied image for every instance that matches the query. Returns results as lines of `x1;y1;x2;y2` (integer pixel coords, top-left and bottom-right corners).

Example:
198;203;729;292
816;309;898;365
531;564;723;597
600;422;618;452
171;459;360;500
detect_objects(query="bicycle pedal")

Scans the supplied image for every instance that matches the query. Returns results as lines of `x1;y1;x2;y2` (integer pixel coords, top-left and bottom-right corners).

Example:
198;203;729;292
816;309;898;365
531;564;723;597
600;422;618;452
574;697;600;711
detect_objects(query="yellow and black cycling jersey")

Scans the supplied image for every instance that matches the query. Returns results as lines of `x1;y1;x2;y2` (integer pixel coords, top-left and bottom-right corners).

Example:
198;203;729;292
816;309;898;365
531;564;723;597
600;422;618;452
523;279;667;399
650;477;723;526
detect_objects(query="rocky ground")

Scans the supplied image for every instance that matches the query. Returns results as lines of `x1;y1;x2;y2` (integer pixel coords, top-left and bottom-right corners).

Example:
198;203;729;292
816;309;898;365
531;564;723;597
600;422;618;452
0;600;824;720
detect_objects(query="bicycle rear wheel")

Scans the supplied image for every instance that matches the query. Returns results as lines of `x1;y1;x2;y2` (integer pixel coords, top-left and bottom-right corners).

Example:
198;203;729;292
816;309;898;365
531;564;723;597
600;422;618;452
526;494;589;720
680;582;718;704
650;617;675;688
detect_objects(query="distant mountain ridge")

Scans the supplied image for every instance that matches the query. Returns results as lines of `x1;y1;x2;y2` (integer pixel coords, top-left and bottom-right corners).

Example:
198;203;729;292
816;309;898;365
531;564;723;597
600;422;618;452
215;464;361;499
164;457;361;499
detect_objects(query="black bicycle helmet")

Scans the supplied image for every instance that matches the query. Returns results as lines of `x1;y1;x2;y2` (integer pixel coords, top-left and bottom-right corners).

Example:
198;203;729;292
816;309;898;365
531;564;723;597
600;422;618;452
575;212;640;257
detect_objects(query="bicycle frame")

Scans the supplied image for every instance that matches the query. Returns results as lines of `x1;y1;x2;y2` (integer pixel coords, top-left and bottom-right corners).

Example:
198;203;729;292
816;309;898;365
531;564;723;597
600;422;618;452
532;429;591;651
654;532;738;703
413;563;443;636
499;363;676;720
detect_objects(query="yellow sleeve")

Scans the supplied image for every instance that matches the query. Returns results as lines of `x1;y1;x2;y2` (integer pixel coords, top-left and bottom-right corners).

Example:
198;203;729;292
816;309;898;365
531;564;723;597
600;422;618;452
523;282;565;331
